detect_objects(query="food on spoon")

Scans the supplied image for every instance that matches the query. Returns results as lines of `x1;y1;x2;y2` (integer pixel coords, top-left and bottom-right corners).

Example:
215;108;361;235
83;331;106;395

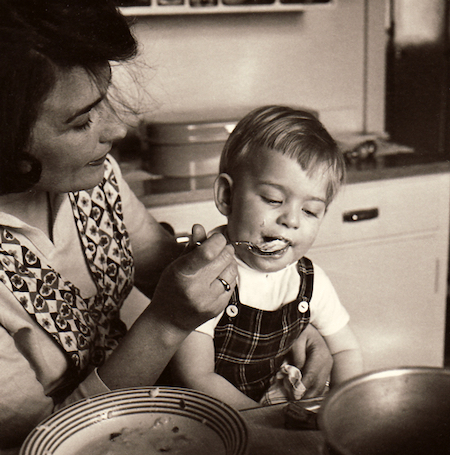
256;238;289;253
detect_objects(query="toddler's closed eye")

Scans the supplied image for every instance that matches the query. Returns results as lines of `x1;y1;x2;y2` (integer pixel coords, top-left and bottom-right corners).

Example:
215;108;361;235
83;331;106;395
261;196;282;206
303;209;319;218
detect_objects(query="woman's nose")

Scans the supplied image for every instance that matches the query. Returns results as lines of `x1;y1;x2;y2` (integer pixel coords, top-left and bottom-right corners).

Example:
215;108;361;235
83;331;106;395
99;105;128;143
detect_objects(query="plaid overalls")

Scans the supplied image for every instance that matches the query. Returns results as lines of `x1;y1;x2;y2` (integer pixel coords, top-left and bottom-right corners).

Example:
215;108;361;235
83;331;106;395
0;157;134;396
214;257;313;402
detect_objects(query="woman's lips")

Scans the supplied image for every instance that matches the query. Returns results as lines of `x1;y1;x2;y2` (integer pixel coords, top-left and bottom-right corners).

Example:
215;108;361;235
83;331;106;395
88;154;108;166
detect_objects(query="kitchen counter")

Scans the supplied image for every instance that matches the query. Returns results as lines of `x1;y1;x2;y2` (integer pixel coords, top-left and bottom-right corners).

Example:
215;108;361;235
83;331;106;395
345;152;450;184
121;152;450;208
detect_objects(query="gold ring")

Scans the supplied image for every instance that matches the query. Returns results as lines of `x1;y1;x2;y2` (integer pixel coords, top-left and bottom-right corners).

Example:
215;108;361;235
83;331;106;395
218;277;231;292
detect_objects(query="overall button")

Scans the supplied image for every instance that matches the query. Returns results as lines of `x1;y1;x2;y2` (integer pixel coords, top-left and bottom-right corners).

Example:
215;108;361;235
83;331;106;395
298;301;309;313
226;304;239;318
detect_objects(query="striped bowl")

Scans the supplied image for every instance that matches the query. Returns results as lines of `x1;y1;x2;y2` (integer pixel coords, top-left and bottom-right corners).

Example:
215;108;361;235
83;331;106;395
20;387;248;455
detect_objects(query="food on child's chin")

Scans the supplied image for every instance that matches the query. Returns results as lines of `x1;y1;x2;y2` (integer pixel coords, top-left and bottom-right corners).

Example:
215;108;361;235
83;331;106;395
75;416;214;455
257;239;289;253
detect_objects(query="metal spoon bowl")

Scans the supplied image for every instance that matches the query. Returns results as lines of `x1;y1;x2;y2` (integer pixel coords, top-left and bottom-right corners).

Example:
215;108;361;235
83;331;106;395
232;241;289;256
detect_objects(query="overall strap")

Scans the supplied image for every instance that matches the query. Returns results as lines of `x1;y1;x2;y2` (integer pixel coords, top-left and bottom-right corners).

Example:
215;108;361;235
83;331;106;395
214;258;314;401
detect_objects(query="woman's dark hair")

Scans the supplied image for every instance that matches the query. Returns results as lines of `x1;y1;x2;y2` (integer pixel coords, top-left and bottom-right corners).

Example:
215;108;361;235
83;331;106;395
0;0;138;194
220;105;346;206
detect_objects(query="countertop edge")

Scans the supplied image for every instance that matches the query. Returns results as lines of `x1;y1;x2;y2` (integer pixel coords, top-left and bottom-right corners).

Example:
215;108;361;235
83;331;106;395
345;159;450;185
137;160;450;208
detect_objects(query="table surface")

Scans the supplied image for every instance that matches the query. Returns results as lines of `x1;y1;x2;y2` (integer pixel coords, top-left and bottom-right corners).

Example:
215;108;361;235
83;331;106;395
241;400;326;455
9;399;328;455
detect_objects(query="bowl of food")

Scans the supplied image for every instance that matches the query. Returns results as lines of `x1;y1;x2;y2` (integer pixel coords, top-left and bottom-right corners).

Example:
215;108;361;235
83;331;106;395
318;367;450;455
20;387;248;455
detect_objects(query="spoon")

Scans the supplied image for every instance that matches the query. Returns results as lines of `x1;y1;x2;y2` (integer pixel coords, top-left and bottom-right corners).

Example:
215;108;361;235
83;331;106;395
232;240;289;256
194;239;287;256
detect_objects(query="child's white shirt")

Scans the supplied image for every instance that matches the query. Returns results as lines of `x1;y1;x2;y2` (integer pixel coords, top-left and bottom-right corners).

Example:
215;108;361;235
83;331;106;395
196;257;349;338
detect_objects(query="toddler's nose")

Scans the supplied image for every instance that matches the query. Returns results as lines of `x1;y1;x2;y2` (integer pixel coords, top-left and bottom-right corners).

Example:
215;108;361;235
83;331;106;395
278;205;300;230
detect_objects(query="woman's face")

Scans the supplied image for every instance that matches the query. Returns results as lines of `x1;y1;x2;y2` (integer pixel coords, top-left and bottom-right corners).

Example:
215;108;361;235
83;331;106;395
28;65;127;193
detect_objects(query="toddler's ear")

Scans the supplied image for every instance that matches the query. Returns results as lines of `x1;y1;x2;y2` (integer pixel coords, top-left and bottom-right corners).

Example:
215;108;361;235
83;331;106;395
214;173;233;216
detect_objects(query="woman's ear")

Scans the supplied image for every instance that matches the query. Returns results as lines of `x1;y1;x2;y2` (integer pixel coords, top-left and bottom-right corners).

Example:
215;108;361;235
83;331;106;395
214;173;233;216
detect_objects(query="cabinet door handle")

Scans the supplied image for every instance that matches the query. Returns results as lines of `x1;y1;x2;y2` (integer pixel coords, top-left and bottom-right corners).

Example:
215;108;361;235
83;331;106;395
343;208;379;222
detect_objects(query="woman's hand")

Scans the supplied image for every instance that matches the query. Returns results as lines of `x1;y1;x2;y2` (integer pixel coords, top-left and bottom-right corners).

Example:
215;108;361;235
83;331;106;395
97;224;237;390
150;224;237;332
291;324;333;398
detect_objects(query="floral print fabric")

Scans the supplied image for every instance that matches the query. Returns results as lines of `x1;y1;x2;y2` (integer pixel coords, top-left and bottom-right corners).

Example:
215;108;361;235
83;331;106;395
0;157;134;377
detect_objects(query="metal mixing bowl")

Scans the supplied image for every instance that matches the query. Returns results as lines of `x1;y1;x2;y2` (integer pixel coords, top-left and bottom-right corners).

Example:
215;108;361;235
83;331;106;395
318;367;450;455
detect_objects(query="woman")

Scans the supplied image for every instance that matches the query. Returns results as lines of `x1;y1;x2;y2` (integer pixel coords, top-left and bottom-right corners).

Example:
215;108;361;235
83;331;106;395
0;0;331;450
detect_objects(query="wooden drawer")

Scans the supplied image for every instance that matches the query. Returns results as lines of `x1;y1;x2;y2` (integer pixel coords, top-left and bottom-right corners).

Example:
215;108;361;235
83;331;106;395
312;173;450;248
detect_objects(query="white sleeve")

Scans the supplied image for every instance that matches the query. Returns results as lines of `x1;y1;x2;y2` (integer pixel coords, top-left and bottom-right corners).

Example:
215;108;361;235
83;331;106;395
309;263;349;336
195;311;224;338
0;283;111;447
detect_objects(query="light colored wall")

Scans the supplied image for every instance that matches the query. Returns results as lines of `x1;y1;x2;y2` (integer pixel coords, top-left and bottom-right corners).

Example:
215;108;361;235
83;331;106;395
123;0;386;134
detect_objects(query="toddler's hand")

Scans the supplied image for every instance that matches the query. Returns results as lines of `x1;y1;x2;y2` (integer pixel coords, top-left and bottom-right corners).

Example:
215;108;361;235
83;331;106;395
291;324;332;398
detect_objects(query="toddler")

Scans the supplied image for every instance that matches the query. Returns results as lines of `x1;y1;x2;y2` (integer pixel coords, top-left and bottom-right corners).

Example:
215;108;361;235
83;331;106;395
171;106;363;410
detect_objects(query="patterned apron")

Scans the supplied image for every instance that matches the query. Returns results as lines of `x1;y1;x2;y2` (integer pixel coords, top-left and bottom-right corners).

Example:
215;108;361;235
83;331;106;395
214;257;313;402
0;157;134;397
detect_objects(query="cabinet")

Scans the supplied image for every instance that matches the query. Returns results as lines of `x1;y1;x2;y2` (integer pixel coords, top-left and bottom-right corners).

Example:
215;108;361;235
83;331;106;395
148;170;450;372
308;171;450;372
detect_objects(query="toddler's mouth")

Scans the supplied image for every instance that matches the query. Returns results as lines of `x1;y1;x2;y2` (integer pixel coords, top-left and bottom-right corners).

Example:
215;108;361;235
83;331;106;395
232;236;291;257
255;237;291;254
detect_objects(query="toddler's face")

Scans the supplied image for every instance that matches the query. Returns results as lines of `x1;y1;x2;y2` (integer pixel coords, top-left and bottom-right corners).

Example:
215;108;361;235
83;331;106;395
226;147;329;273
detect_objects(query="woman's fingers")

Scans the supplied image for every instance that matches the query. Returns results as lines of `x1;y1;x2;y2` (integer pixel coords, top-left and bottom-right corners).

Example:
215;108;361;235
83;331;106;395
150;226;237;332
181;225;237;294
212;261;238;294
180;232;234;278
191;224;207;245
182;224;208;255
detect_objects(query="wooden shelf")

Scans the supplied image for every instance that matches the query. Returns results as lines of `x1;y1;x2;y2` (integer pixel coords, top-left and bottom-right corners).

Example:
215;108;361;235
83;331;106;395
118;0;335;16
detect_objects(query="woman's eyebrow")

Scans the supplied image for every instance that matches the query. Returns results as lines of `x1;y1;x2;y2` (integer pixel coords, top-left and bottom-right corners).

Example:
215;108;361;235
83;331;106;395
65;95;104;124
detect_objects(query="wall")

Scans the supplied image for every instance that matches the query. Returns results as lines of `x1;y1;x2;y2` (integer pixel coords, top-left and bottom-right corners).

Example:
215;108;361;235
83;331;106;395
120;0;386;134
